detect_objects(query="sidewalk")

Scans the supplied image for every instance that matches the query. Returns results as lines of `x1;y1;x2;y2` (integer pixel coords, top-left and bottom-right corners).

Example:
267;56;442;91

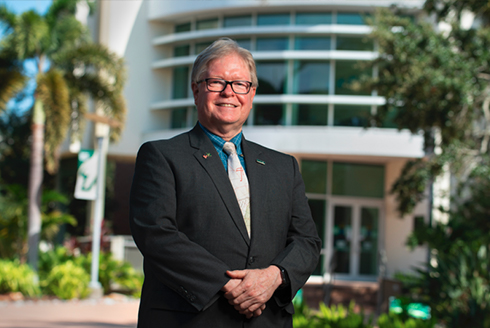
0;295;139;328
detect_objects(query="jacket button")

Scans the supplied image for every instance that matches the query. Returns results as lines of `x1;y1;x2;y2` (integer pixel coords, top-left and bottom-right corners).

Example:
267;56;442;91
248;257;255;264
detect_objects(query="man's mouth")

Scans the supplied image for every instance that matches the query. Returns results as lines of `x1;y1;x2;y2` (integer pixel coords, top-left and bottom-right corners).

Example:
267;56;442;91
217;103;237;108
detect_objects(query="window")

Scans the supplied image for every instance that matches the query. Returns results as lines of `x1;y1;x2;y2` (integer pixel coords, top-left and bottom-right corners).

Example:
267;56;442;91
296;12;332;25
257;13;290;25
171;108;188;129
333;205;352;273
256;37;289;51
236;38;252;50
256;61;287;95
172;66;189;99
292;104;328;126
336;36;373;51
301;160;327;193
295;36;331;50
174;45;190;57
359;208;379;275
195;42;213;54
335;60;371;95
253;104;284;125
337;12;368;25
334;105;371;127
175;22;191;33
332;162;384;198
293;61;330;95
224;15;252;28
196;18;218;30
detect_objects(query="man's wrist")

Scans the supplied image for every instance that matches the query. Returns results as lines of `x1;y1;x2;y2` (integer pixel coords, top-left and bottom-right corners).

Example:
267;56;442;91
272;265;289;288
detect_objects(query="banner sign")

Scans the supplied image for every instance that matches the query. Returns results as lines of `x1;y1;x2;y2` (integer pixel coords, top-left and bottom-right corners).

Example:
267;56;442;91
74;149;99;200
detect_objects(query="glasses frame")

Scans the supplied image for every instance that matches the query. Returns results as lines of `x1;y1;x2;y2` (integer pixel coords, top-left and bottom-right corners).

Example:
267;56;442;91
197;78;253;94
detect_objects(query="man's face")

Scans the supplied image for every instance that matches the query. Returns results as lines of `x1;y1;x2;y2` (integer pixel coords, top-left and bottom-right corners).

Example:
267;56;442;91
192;53;256;135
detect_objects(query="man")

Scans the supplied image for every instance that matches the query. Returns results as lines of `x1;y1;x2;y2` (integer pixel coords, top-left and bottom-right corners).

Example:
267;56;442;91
130;38;321;327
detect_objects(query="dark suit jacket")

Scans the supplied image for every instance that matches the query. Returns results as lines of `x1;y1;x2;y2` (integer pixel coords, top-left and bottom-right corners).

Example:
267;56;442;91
130;124;321;328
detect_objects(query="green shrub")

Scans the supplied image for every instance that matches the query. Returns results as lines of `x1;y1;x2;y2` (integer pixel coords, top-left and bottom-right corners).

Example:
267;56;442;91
377;312;437;328
77;252;143;297
293;300;374;328
42;260;90;299
39;247;143;298
0;185;76;260
0;259;40;297
315;301;373;328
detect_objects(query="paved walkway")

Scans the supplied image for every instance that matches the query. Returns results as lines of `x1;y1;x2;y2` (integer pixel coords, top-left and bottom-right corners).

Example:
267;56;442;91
0;296;139;328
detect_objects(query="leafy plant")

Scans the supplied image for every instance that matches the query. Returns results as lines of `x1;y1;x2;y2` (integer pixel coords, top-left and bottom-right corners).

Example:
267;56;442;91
42;260;90;299
293;301;374;328
38;247;143;298
0;259;40;297
0;185;76;260
377;312;437;328
399;242;490;327
0;184;28;258
77;252;143;297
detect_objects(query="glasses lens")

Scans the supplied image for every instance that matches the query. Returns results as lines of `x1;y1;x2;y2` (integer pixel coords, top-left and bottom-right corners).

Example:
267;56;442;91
231;81;250;94
207;79;226;92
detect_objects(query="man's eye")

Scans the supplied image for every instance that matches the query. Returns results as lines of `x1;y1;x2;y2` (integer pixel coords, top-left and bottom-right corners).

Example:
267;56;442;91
234;82;247;88
209;80;225;86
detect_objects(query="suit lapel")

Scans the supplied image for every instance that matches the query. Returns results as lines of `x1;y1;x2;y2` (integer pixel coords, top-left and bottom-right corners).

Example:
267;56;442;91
241;137;268;243
189;125;251;245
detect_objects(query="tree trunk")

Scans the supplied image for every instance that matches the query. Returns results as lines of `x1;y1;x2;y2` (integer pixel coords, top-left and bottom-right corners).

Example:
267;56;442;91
27;99;45;271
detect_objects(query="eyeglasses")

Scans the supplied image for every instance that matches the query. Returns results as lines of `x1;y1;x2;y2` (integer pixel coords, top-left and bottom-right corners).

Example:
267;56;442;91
197;78;253;94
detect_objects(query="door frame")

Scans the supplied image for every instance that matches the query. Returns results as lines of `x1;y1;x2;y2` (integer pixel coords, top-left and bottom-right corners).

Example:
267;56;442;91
325;196;385;282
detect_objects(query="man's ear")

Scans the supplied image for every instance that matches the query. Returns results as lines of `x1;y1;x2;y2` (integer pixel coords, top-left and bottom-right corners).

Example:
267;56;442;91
191;82;199;104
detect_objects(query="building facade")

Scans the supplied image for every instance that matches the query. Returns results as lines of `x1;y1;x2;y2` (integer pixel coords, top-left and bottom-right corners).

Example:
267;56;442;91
68;0;432;289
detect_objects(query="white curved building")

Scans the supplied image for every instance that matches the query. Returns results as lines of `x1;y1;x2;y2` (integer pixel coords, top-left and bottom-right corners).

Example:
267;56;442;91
71;0;431;307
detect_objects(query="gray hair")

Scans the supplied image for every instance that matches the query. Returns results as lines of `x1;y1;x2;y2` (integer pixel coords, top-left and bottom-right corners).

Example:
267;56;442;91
191;37;258;87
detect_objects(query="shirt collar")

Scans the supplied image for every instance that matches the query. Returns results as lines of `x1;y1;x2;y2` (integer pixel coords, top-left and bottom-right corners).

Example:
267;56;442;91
199;122;243;155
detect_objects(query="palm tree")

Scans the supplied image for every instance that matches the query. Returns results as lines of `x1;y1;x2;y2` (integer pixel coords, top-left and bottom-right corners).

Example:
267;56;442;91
0;0;126;270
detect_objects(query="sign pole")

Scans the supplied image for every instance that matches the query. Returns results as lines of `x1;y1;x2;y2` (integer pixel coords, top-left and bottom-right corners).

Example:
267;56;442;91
81;113;120;299
88;134;105;297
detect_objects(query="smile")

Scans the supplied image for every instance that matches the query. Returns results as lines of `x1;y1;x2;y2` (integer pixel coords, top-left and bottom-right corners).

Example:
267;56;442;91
217;103;237;108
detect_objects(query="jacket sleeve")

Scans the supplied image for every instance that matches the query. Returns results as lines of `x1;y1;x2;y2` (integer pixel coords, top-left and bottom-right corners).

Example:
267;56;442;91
129;141;230;311
270;156;322;306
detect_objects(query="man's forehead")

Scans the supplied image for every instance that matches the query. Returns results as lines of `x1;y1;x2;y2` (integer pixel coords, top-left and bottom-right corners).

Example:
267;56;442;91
205;55;250;76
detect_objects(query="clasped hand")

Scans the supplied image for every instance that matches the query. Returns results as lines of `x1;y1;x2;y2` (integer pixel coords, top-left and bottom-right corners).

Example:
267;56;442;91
220;266;282;319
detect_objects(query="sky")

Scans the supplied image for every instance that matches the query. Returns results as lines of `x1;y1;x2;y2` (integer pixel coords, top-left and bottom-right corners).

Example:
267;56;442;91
0;1;53;112
0;0;52;14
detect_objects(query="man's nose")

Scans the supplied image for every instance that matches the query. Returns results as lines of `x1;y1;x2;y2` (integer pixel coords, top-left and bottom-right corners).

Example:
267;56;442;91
220;83;234;96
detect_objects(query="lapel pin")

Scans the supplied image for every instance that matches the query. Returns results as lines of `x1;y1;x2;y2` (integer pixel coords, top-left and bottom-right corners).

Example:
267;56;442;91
203;153;212;159
256;159;265;165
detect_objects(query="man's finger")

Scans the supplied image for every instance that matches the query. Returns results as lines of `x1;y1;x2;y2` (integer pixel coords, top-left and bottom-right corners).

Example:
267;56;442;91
226;269;247;279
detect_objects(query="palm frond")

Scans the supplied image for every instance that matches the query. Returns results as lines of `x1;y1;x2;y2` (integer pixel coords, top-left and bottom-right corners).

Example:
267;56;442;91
10;10;49;60
0;67;27;112
54;43;127;140
46;15;90;56
36;69;71;174
0;4;17;32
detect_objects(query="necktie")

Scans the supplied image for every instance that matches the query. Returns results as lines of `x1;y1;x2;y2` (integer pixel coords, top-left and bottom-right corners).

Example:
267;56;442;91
222;142;251;237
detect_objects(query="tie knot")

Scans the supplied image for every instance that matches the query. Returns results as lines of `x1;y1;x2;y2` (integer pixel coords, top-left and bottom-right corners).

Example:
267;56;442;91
222;142;236;155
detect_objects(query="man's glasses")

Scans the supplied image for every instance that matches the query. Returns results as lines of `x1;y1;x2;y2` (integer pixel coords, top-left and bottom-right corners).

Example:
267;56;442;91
197;78;253;94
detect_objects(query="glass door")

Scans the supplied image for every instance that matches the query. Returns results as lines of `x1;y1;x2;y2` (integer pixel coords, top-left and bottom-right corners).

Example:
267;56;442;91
330;201;382;280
